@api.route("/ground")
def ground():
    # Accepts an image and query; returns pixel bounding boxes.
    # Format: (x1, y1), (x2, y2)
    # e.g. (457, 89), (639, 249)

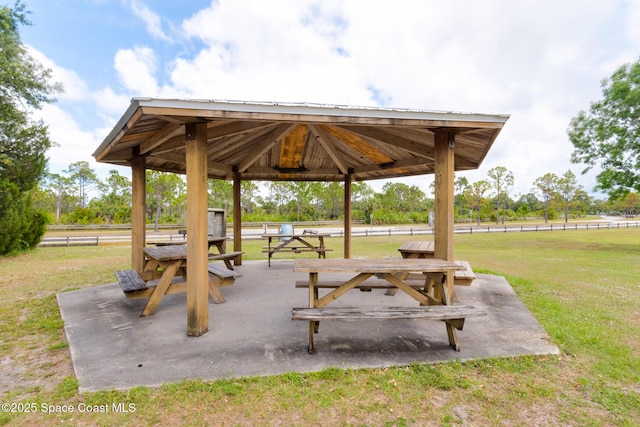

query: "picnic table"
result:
(291, 258), (485, 353)
(261, 232), (332, 266)
(395, 241), (476, 289)
(398, 240), (435, 258)
(153, 236), (241, 270)
(115, 245), (242, 316)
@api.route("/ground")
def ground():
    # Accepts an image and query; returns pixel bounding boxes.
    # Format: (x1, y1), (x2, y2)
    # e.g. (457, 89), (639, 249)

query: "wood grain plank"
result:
(292, 305), (486, 320)
(279, 124), (307, 168)
(293, 258), (465, 273)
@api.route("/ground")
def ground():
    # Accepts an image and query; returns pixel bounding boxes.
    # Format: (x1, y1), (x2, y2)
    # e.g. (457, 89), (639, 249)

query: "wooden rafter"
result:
(340, 125), (433, 158)
(95, 108), (144, 161)
(322, 125), (394, 164)
(207, 123), (281, 162)
(238, 123), (297, 173)
(206, 120), (275, 140)
(308, 124), (349, 174)
(351, 157), (434, 176)
(244, 166), (342, 176)
(140, 123), (183, 154)
(278, 124), (308, 168)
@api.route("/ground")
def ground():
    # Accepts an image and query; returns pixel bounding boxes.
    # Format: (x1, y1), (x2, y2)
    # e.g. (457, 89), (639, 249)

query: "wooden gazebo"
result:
(93, 98), (509, 336)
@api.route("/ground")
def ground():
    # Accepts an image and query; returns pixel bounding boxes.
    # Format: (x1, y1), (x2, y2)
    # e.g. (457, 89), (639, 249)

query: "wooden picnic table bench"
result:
(396, 241), (476, 286)
(292, 258), (485, 353)
(115, 245), (243, 316)
(292, 305), (486, 332)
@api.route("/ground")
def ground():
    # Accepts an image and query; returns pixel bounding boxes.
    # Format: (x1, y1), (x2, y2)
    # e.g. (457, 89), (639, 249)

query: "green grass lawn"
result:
(1, 228), (639, 426)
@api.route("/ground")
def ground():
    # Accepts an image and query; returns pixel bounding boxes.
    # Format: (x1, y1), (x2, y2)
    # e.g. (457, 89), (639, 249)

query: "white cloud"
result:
(17, 49), (128, 178)
(27, 46), (89, 102)
(625, 0), (640, 44)
(128, 0), (173, 42)
(172, 1), (372, 105)
(35, 104), (99, 171)
(114, 46), (159, 95)
(92, 86), (132, 117)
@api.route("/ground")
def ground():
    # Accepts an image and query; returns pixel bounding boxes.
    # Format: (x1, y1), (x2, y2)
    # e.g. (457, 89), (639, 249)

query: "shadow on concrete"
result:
(57, 260), (559, 392)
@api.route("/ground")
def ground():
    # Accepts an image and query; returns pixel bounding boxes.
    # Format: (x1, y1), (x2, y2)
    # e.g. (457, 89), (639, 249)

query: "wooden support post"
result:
(344, 173), (353, 259)
(233, 171), (242, 265)
(131, 156), (146, 273)
(434, 131), (455, 261)
(434, 131), (456, 301)
(186, 122), (209, 336)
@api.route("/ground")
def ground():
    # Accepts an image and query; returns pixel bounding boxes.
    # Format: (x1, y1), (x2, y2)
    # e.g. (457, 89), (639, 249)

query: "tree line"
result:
(34, 161), (640, 228)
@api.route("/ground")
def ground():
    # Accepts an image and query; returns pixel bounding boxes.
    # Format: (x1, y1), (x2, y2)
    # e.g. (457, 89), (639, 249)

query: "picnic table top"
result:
(398, 241), (435, 253)
(143, 245), (189, 261)
(262, 233), (331, 238)
(143, 245), (220, 261)
(153, 236), (227, 246)
(293, 258), (464, 273)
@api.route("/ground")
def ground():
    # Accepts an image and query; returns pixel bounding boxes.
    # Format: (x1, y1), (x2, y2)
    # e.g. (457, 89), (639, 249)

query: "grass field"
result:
(1, 228), (639, 426)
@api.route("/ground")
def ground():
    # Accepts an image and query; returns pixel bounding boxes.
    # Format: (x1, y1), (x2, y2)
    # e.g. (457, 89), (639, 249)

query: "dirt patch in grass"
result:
(0, 332), (74, 395)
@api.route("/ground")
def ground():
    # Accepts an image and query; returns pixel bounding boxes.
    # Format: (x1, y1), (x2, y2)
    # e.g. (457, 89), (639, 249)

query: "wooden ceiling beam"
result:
(453, 155), (478, 169)
(146, 114), (186, 124)
(339, 125), (433, 158)
(351, 157), (435, 175)
(244, 166), (341, 176)
(121, 130), (158, 143)
(206, 120), (275, 139)
(148, 151), (233, 174)
(205, 123), (279, 162)
(308, 124), (349, 174)
(237, 123), (297, 173)
(278, 124), (308, 168)
(147, 138), (186, 155)
(140, 123), (184, 154)
(94, 107), (144, 161)
(207, 161), (234, 174)
(322, 125), (394, 164)
(147, 151), (184, 165)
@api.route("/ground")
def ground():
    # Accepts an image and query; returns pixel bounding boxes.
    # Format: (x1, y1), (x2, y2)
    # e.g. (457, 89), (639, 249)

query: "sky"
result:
(13, 0), (640, 199)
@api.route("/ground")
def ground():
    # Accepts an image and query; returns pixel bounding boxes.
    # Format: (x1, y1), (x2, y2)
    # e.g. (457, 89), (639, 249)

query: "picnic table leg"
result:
(318, 236), (326, 259)
(212, 241), (235, 270)
(308, 321), (315, 353)
(423, 273), (441, 304)
(385, 251), (415, 296)
(308, 272), (318, 353)
(437, 273), (460, 351)
(140, 260), (182, 317)
(144, 259), (160, 272)
(207, 274), (226, 304)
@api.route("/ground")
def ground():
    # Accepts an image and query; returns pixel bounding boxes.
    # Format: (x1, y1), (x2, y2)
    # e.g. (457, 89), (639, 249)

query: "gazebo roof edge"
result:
(93, 97), (510, 158)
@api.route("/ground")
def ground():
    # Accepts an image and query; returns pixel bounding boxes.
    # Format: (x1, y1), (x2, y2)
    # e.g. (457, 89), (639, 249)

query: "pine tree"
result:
(0, 2), (61, 254)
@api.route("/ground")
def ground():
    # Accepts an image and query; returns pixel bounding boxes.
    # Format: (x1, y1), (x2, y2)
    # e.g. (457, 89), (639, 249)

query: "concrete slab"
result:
(57, 260), (559, 393)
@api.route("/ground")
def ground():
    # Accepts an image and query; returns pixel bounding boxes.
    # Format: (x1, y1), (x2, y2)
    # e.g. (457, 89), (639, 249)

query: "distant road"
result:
(38, 217), (639, 247)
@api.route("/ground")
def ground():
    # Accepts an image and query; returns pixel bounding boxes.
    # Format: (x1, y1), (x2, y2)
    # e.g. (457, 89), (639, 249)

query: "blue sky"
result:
(12, 0), (640, 197)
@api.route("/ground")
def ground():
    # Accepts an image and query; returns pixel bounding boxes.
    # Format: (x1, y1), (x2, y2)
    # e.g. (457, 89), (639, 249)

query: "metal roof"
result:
(94, 98), (509, 182)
